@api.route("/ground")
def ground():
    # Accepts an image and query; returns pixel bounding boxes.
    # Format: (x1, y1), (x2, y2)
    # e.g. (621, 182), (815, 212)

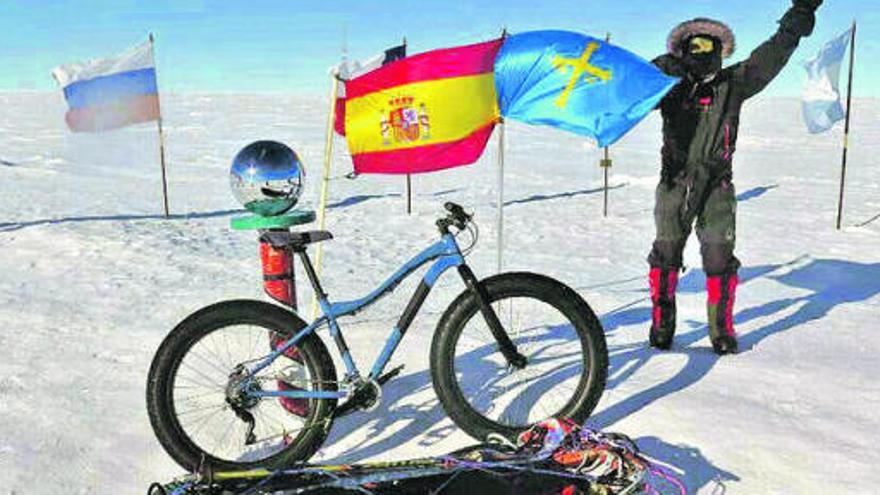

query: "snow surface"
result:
(0, 91), (878, 494)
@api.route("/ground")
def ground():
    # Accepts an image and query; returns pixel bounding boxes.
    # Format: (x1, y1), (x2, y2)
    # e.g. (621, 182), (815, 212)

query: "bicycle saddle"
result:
(261, 230), (333, 249)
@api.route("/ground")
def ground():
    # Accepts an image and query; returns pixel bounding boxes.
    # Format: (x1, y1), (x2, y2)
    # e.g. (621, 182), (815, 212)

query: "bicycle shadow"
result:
(320, 328), (581, 464)
(318, 366), (445, 464)
(0, 209), (242, 233)
(317, 257), (880, 491)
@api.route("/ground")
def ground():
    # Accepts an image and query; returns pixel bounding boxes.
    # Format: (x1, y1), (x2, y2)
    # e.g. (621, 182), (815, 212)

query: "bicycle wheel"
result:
(146, 300), (338, 471)
(431, 272), (607, 441)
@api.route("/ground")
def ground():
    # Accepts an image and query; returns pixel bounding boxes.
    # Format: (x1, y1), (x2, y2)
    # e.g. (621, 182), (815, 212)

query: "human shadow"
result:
(504, 183), (626, 207)
(597, 257), (880, 415)
(0, 208), (242, 233)
(735, 184), (778, 202)
(589, 257), (880, 492)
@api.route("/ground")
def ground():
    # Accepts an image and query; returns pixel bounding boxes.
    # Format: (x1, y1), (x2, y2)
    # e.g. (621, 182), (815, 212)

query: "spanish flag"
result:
(344, 39), (503, 174)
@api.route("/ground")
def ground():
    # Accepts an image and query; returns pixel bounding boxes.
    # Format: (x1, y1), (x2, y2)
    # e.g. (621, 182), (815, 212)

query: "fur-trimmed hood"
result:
(667, 18), (736, 59)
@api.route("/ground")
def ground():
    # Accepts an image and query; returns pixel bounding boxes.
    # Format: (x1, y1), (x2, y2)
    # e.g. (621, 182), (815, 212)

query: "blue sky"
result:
(2, 0), (877, 96)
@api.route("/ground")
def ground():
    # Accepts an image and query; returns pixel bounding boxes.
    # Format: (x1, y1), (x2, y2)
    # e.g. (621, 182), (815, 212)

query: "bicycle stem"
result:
(457, 264), (527, 369)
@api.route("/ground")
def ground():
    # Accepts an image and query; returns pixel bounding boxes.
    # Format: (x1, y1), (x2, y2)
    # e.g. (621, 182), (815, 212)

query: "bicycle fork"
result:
(457, 265), (528, 369)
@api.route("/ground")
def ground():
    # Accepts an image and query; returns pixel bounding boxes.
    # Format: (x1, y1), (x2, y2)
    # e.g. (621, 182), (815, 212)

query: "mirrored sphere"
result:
(230, 140), (305, 217)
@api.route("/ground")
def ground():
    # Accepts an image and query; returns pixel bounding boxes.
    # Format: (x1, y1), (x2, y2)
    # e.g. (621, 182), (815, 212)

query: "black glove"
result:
(780, 3), (818, 38)
(792, 0), (822, 11)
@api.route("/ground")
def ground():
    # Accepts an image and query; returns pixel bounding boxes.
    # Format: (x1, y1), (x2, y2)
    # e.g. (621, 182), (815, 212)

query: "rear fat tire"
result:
(146, 300), (338, 471)
(430, 272), (608, 442)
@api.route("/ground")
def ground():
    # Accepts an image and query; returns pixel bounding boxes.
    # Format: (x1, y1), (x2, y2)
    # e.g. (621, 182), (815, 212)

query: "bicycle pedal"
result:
(377, 364), (405, 385)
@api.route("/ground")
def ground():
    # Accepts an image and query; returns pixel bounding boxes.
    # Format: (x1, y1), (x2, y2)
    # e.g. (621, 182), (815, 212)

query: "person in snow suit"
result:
(647, 0), (823, 355)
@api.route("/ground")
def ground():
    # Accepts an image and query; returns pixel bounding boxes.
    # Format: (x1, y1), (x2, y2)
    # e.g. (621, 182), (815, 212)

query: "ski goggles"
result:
(688, 36), (716, 55)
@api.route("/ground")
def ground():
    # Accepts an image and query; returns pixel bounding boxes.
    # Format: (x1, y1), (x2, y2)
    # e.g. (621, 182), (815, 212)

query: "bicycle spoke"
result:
(453, 295), (588, 427)
(167, 321), (323, 464)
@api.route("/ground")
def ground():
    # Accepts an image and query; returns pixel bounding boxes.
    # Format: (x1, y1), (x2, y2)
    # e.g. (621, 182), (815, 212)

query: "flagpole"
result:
(496, 28), (508, 274)
(836, 21), (856, 230)
(496, 117), (505, 274)
(311, 72), (341, 319)
(403, 36), (413, 215)
(601, 32), (613, 218)
(149, 33), (170, 218)
(406, 174), (412, 214)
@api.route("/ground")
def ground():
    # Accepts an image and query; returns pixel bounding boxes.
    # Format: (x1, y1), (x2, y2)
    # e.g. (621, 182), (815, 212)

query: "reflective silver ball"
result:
(230, 140), (305, 217)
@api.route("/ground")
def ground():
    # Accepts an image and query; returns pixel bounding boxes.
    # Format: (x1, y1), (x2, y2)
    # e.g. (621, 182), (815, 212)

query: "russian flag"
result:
(52, 41), (160, 133)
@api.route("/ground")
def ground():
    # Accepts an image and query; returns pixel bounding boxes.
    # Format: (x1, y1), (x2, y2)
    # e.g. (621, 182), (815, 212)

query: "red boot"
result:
(649, 267), (679, 350)
(707, 273), (738, 355)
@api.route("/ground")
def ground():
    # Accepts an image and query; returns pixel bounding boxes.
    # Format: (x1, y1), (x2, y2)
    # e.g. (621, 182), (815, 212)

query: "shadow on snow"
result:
(0, 209), (242, 233)
(316, 256), (880, 493)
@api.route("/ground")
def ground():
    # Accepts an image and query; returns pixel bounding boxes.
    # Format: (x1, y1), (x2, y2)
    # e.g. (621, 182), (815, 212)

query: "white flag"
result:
(333, 44), (406, 136)
(801, 28), (852, 134)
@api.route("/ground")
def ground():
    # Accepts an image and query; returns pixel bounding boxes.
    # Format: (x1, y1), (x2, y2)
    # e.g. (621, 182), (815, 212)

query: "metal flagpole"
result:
(149, 33), (170, 218)
(406, 174), (412, 214)
(403, 37), (413, 215)
(601, 32), (613, 218)
(496, 28), (508, 274)
(836, 21), (857, 230)
(311, 72), (341, 319)
(496, 118), (505, 274)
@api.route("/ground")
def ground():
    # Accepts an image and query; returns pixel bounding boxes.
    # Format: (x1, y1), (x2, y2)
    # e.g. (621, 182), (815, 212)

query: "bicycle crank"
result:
(333, 376), (388, 418)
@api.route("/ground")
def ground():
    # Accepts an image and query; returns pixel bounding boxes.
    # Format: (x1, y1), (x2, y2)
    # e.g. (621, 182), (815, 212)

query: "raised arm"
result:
(732, 0), (823, 99)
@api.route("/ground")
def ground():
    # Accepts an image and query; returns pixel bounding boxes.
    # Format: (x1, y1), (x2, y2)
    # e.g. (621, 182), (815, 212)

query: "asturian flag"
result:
(334, 44), (407, 136)
(52, 41), (160, 133)
(801, 28), (853, 134)
(494, 30), (678, 147)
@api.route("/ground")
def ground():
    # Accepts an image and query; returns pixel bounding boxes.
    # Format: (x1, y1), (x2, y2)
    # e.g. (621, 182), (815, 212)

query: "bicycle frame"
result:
(246, 233), (465, 400)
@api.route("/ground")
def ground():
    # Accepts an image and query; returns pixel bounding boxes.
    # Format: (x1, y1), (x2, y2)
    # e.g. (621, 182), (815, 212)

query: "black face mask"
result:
(681, 35), (722, 79)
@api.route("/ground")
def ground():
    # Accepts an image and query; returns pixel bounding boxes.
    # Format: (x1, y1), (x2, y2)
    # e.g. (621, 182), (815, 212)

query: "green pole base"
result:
(230, 209), (316, 231)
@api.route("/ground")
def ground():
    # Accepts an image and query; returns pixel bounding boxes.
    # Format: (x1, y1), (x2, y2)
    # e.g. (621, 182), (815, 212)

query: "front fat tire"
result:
(430, 272), (608, 442)
(146, 300), (338, 472)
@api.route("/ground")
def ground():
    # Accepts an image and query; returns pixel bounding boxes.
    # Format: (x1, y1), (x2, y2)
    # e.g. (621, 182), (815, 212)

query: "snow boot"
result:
(649, 267), (679, 350)
(707, 273), (738, 355)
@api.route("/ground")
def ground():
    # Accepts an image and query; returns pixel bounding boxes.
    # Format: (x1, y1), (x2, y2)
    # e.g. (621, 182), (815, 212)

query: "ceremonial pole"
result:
(600, 32), (613, 218)
(836, 21), (857, 230)
(406, 174), (412, 214)
(496, 28), (508, 274)
(149, 33), (170, 218)
(404, 36), (413, 215)
(311, 70), (341, 318)
(496, 118), (505, 273)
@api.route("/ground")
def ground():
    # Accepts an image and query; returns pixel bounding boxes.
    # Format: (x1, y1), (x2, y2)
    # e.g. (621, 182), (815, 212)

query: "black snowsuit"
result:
(649, 4), (818, 274)
(647, 3), (818, 347)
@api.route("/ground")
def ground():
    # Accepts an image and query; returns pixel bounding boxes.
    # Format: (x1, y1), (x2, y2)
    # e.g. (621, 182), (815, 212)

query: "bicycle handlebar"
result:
(436, 202), (473, 234)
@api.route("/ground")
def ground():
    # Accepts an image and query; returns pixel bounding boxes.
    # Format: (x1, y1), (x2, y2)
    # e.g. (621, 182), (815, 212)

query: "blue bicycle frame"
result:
(245, 233), (465, 401)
